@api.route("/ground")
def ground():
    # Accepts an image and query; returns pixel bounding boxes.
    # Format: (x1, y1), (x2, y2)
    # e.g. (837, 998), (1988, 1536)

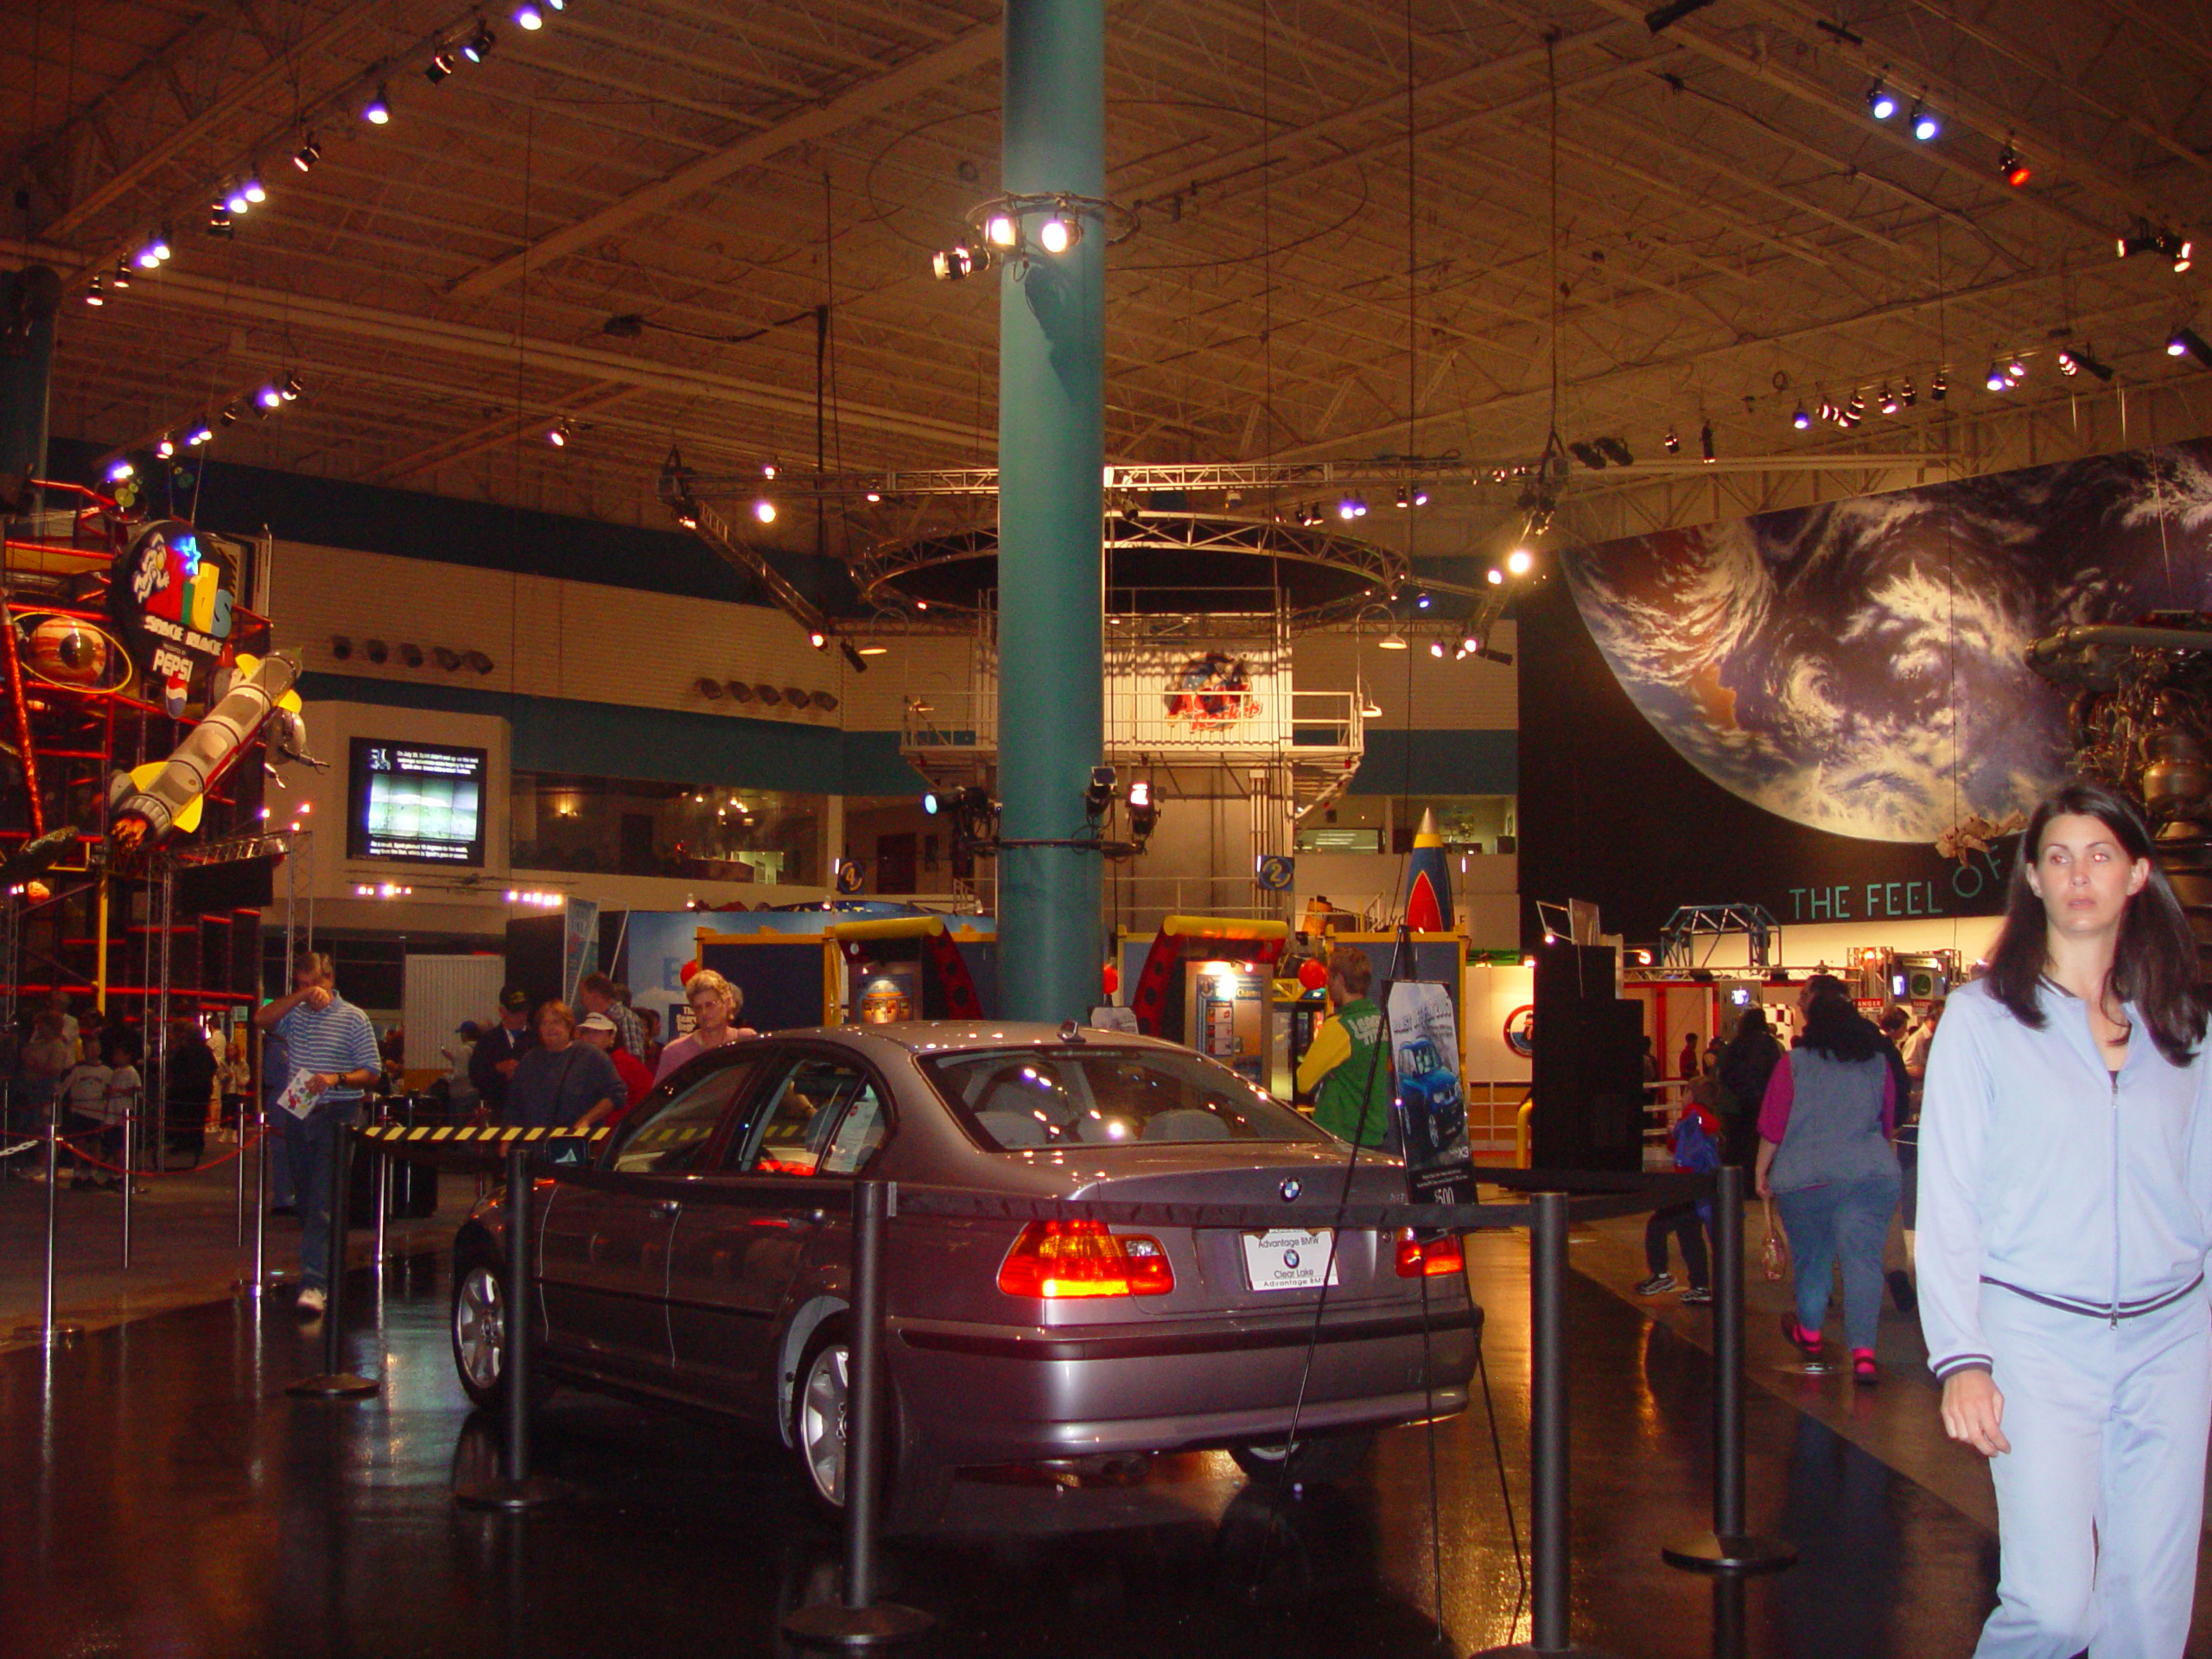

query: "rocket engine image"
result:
(106, 652), (303, 853)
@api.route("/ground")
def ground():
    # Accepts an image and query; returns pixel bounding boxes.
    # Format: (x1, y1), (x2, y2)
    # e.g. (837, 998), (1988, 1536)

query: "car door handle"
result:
(652, 1199), (682, 1220)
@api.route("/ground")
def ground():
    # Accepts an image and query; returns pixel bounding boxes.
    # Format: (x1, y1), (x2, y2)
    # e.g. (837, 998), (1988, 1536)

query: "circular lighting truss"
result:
(854, 512), (1407, 629)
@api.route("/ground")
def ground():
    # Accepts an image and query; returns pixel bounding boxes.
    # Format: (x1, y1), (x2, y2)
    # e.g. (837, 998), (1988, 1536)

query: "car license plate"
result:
(1243, 1228), (1339, 1292)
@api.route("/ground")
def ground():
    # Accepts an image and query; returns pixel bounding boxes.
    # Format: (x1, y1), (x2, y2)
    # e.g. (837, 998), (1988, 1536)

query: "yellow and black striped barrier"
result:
(355, 1122), (610, 1172)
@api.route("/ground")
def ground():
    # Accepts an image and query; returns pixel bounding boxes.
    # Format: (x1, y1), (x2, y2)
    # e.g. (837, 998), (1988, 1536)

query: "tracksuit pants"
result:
(1974, 1285), (2211, 1659)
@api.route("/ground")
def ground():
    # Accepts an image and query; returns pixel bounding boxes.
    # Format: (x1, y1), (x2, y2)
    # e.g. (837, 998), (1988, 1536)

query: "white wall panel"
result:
(1291, 624), (1516, 731)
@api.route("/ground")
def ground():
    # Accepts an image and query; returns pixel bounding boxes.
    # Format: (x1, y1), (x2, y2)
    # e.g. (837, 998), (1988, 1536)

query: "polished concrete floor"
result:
(0, 1215), (2097, 1659)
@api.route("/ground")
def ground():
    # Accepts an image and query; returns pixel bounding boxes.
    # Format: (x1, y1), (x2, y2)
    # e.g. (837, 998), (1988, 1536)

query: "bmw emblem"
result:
(1283, 1249), (1301, 1269)
(1279, 1178), (1302, 1202)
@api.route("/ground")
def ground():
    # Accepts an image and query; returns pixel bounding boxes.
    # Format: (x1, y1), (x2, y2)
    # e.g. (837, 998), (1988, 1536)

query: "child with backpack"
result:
(1635, 1080), (1724, 1305)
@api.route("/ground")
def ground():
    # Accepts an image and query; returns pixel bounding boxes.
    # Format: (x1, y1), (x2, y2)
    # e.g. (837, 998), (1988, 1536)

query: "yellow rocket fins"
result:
(172, 794), (206, 834)
(127, 762), (167, 791)
(276, 690), (302, 712)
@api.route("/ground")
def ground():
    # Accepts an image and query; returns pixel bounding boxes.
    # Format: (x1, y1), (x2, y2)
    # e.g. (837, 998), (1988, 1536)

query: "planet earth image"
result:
(1561, 436), (2212, 843)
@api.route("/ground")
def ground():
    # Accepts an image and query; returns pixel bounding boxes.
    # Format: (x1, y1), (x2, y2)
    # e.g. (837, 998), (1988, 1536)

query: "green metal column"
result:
(996, 0), (1104, 1023)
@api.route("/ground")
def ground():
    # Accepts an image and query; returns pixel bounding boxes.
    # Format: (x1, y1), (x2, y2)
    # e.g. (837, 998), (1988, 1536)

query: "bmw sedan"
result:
(449, 1021), (1478, 1523)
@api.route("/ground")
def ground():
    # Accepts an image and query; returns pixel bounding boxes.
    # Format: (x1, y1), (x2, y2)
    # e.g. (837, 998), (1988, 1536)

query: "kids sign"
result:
(110, 519), (238, 713)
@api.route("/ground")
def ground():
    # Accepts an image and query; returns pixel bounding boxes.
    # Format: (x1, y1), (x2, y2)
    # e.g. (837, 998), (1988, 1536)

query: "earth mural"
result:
(1562, 438), (2212, 844)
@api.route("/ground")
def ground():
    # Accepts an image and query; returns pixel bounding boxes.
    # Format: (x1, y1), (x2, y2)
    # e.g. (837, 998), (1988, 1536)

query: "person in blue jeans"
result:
(253, 950), (380, 1317)
(1756, 974), (1901, 1384)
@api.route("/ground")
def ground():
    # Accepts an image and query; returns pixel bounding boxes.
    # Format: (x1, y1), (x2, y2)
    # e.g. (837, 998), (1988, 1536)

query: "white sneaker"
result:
(296, 1286), (327, 1315)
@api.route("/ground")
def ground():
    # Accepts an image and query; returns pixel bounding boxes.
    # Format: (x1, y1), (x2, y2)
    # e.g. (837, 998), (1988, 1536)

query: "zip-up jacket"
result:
(1916, 976), (2212, 1382)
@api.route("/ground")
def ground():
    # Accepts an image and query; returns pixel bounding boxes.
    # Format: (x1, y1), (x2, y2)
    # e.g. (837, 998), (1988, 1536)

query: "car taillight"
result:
(1395, 1227), (1465, 1278)
(997, 1219), (1174, 1298)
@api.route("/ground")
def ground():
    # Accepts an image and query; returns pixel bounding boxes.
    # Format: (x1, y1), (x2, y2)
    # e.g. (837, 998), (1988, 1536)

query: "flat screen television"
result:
(347, 738), (487, 866)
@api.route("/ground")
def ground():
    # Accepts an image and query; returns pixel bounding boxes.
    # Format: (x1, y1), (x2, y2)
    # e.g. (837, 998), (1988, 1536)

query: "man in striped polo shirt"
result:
(254, 950), (381, 1317)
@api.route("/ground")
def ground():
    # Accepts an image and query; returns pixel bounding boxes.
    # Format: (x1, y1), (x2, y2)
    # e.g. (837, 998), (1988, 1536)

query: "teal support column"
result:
(995, 0), (1103, 1023)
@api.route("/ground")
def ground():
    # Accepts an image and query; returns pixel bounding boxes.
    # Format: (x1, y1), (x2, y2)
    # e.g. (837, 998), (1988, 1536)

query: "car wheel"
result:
(450, 1243), (550, 1414)
(1228, 1428), (1376, 1487)
(791, 1319), (948, 1530)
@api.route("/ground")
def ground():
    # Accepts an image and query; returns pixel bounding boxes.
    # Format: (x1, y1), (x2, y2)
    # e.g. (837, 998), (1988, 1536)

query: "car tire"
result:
(450, 1242), (550, 1414)
(791, 1318), (949, 1531)
(1228, 1428), (1376, 1487)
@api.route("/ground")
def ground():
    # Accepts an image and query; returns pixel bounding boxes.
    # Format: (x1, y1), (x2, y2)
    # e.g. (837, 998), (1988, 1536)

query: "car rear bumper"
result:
(893, 1304), (1478, 1460)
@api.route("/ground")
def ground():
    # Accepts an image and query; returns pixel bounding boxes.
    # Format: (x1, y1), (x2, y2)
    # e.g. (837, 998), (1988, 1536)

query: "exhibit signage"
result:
(1388, 981), (1476, 1203)
(107, 518), (240, 712)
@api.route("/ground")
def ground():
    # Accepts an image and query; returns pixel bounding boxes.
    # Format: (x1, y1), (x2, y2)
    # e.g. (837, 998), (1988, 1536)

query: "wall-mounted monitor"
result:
(347, 738), (487, 866)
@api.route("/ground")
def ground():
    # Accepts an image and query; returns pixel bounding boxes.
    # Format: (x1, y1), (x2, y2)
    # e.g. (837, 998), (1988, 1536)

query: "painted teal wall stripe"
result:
(1347, 729), (1518, 796)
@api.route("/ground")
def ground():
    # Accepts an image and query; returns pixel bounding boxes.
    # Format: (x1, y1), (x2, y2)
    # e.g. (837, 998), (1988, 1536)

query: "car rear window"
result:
(921, 1047), (1328, 1150)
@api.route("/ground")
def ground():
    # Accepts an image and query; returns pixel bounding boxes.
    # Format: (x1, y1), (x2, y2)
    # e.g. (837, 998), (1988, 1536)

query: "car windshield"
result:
(922, 1046), (1328, 1150)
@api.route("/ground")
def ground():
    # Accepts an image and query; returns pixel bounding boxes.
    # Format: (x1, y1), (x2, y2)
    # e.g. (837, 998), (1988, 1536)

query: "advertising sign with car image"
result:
(1388, 982), (1475, 1202)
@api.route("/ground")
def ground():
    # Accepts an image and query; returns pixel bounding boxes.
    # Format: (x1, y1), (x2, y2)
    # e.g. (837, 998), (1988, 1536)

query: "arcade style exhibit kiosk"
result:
(691, 912), (995, 1033)
(1122, 915), (1291, 1088)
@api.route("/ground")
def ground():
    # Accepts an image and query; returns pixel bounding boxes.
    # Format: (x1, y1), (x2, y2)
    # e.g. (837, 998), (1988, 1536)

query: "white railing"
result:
(902, 689), (1362, 759)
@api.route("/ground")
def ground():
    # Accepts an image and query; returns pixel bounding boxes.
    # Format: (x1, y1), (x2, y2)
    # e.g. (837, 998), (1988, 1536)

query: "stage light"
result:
(2007, 356), (2027, 381)
(1486, 569), (1503, 585)
(156, 435), (175, 458)
(136, 244), (162, 269)
(85, 277), (105, 306)
(1084, 766), (1117, 819)
(1395, 486), (1409, 508)
(1377, 629), (1408, 650)
(1127, 779), (1158, 843)
(1879, 385), (1900, 415)
(1643, 0), (1717, 33)
(242, 173), (266, 204)
(1902, 376), (1917, 407)
(983, 213), (1018, 248)
(548, 419), (572, 446)
(1568, 440), (1606, 469)
(1699, 422), (1716, 462)
(207, 202), (233, 235)
(2057, 346), (2113, 382)
(1038, 211), (1081, 254)
(2167, 327), (2212, 364)
(752, 497), (777, 524)
(1931, 369), (1948, 401)
(1663, 427), (1680, 454)
(152, 234), (171, 261)
(1910, 101), (1939, 142)
(1428, 639), (1446, 658)
(516, 3), (543, 29)
(1506, 547), (1535, 575)
(1596, 436), (1634, 466)
(931, 244), (996, 281)
(1986, 362), (2007, 391)
(1411, 483), (1429, 505)
(857, 642), (887, 656)
(257, 385), (283, 410)
(1415, 590), (1431, 607)
(186, 424), (213, 446)
(1998, 143), (2031, 188)
(106, 460), (134, 483)
(807, 630), (828, 650)
(226, 183), (252, 214)
(364, 85), (391, 124)
(219, 404), (238, 425)
(425, 50), (456, 82)
(1791, 403), (1810, 429)
(1867, 79), (1897, 120)
(111, 262), (130, 289)
(292, 135), (320, 170)
(462, 22), (497, 60)
(280, 370), (303, 400)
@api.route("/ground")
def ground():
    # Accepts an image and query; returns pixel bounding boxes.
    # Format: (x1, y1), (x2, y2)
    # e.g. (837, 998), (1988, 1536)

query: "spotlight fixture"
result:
(136, 243), (162, 270)
(207, 202), (233, 236)
(225, 182), (252, 216)
(1414, 590), (1432, 608)
(2167, 327), (2212, 365)
(292, 134), (321, 170)
(1567, 440), (1607, 469)
(1505, 547), (1535, 576)
(111, 261), (131, 289)
(106, 459), (134, 483)
(1395, 486), (1408, 508)
(364, 85), (391, 124)
(1700, 422), (1715, 463)
(1909, 100), (1940, 142)
(1377, 628), (1408, 650)
(1997, 143), (2031, 188)
(1901, 376), (1917, 407)
(256, 385), (283, 410)
(2056, 346), (2114, 382)
(807, 629), (828, 650)
(156, 435), (175, 459)
(983, 213), (1018, 249)
(548, 418), (573, 447)
(1879, 385), (1900, 415)
(1866, 79), (1897, 121)
(2157, 231), (2195, 274)
(1410, 483), (1429, 506)
(1791, 403), (1810, 429)
(242, 172), (266, 205)
(1337, 495), (1366, 518)
(1986, 362), (2007, 391)
(1816, 394), (1837, 423)
(280, 370), (303, 400)
(1846, 390), (1865, 420)
(1427, 639), (1446, 658)
(1485, 568), (1503, 586)
(152, 234), (172, 261)
(425, 50), (456, 82)
(1595, 436), (1635, 467)
(85, 276), (105, 306)
(1126, 779), (1158, 845)
(185, 424), (213, 446)
(1038, 210), (1082, 253)
(461, 21), (497, 61)
(1084, 766), (1118, 820)
(752, 497), (777, 524)
(219, 403), (238, 426)
(1931, 369), (1948, 401)
(433, 647), (463, 671)
(515, 2), (543, 29)
(2006, 356), (2027, 381)
(1643, 0), (1718, 33)
(930, 244), (996, 282)
(1662, 427), (1680, 454)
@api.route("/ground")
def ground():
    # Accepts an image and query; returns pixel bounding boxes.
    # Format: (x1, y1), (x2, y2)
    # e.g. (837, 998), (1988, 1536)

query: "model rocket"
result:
(106, 652), (302, 852)
(1402, 807), (1454, 932)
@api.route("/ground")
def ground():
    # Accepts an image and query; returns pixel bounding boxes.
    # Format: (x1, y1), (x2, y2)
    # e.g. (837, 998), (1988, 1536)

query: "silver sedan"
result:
(449, 1021), (1478, 1522)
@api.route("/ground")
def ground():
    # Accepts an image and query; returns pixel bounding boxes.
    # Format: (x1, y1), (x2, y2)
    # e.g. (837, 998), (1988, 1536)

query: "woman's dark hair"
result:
(1796, 983), (1887, 1063)
(1985, 779), (2206, 1065)
(1733, 1007), (1768, 1037)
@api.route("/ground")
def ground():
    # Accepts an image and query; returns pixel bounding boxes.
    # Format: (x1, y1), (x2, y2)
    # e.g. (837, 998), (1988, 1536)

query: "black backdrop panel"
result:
(175, 855), (276, 915)
(1530, 942), (1646, 1173)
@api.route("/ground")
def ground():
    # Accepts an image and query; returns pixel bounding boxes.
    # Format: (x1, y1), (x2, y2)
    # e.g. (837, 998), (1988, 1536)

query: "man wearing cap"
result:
(575, 1012), (654, 1128)
(468, 987), (537, 1118)
(577, 972), (645, 1064)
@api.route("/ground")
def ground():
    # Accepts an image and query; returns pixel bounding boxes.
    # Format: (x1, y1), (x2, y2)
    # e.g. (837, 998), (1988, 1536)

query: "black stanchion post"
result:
(780, 1179), (934, 1648)
(457, 1139), (571, 1510)
(1663, 1165), (1796, 1575)
(1473, 1190), (1616, 1659)
(11, 1097), (84, 1344)
(287, 1122), (378, 1399)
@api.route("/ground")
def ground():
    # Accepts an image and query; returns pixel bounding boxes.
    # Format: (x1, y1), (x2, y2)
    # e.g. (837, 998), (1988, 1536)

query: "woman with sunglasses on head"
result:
(1919, 779), (2212, 1659)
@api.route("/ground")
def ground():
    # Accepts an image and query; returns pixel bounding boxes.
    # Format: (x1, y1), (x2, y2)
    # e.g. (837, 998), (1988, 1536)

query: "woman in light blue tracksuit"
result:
(1919, 781), (2212, 1659)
